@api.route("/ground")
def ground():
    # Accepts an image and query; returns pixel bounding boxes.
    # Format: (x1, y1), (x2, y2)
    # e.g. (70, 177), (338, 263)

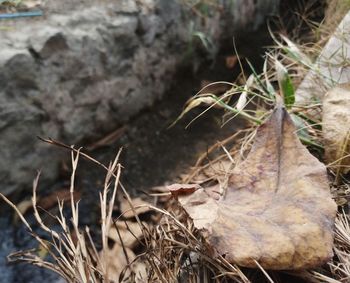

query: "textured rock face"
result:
(295, 11), (350, 104)
(0, 0), (279, 194)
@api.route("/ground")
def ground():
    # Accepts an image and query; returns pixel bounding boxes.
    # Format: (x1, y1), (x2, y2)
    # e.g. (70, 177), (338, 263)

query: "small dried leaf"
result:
(102, 228), (147, 282)
(225, 55), (238, 69)
(38, 189), (81, 210)
(101, 244), (135, 281)
(120, 197), (151, 219)
(149, 186), (173, 203)
(172, 183), (221, 201)
(176, 105), (337, 270)
(108, 221), (144, 248)
(14, 189), (79, 221)
(14, 199), (33, 222)
(167, 183), (201, 198)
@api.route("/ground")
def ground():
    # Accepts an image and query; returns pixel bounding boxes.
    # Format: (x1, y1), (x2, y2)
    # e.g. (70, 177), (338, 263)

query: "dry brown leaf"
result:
(103, 221), (148, 282)
(167, 183), (201, 198)
(323, 84), (350, 175)
(132, 261), (148, 283)
(38, 189), (81, 210)
(13, 199), (34, 223)
(120, 197), (151, 218)
(225, 55), (238, 69)
(148, 186), (172, 203)
(101, 244), (135, 282)
(108, 221), (144, 248)
(14, 189), (80, 222)
(174, 105), (337, 270)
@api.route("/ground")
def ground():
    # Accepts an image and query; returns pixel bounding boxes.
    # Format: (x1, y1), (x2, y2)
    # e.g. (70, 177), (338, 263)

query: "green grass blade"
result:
(275, 59), (295, 108)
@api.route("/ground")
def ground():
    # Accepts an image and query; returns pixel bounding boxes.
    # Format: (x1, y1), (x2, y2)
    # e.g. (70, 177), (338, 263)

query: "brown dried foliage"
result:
(173, 105), (337, 270)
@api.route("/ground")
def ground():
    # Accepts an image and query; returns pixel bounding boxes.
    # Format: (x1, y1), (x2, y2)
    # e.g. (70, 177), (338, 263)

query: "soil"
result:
(80, 58), (243, 195)
(76, 28), (274, 196)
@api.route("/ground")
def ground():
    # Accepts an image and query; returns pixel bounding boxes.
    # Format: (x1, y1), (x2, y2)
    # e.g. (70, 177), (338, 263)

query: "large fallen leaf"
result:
(175, 105), (337, 270)
(323, 84), (350, 175)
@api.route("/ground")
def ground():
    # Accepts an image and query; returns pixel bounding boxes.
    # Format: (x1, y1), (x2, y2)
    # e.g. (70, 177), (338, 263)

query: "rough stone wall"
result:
(0, 0), (279, 195)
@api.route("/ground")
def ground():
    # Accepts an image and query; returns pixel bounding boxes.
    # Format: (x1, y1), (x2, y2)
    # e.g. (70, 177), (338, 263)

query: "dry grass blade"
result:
(0, 146), (146, 283)
(134, 203), (255, 283)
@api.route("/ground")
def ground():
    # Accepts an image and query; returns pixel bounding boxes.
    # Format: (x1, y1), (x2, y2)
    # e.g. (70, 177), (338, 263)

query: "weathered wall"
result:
(0, 0), (279, 195)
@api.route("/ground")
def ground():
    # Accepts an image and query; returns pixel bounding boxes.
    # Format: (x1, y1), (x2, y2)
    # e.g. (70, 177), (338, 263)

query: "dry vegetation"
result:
(1, 1), (350, 283)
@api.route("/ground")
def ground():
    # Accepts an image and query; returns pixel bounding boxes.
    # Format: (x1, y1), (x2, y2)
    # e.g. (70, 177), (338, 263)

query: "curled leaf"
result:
(167, 183), (202, 198)
(120, 197), (151, 219)
(108, 221), (145, 248)
(175, 105), (336, 270)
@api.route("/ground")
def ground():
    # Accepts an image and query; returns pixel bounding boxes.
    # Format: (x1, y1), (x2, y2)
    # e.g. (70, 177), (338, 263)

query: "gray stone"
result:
(0, 0), (279, 194)
(296, 11), (350, 105)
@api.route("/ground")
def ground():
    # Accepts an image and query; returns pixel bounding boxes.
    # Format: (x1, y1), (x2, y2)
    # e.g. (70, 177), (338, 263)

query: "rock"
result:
(295, 11), (350, 105)
(323, 84), (350, 175)
(0, 0), (279, 195)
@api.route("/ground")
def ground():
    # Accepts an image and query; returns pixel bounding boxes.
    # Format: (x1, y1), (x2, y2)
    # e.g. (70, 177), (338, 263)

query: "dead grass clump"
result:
(142, 201), (252, 283)
(0, 148), (149, 283)
(0, 142), (255, 283)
